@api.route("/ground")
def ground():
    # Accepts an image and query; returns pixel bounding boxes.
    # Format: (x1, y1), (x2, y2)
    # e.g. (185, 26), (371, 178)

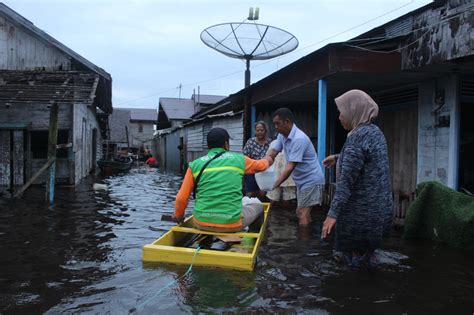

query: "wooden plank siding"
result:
(187, 125), (203, 152)
(211, 114), (243, 153)
(0, 16), (71, 71)
(12, 130), (24, 186)
(378, 104), (418, 224)
(0, 130), (10, 191)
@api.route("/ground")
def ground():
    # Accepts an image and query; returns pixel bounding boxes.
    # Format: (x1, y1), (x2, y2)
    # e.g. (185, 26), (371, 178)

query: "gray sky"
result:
(4, 0), (432, 109)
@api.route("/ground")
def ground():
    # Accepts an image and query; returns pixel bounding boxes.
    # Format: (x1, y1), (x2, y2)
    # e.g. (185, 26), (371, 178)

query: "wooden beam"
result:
(56, 143), (72, 149)
(13, 157), (55, 198)
(45, 102), (59, 204)
(171, 226), (259, 238)
(125, 126), (130, 151)
(89, 76), (100, 102)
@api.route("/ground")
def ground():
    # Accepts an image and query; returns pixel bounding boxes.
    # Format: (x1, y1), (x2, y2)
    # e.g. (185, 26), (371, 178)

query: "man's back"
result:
(189, 148), (246, 225)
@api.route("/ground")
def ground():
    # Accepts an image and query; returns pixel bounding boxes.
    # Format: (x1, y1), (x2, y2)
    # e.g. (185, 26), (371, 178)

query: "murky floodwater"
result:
(1, 168), (473, 314)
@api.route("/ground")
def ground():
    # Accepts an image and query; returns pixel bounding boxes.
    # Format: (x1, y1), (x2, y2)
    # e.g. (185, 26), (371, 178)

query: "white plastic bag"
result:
(254, 164), (276, 191)
(242, 196), (262, 205)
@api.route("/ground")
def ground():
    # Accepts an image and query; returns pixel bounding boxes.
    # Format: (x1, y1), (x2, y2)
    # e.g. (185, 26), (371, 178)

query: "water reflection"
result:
(0, 180), (117, 314)
(0, 168), (473, 314)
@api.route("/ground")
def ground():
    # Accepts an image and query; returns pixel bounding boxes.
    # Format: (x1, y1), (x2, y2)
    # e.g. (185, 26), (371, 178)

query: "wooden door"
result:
(378, 104), (418, 224)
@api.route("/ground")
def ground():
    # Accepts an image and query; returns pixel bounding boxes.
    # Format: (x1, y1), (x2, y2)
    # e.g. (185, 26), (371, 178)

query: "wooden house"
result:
(157, 94), (226, 130)
(107, 108), (157, 155)
(154, 110), (243, 174)
(154, 94), (238, 173)
(0, 3), (112, 194)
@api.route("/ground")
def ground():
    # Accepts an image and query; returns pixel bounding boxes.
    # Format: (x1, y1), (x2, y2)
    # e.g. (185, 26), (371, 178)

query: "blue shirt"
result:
(273, 124), (325, 190)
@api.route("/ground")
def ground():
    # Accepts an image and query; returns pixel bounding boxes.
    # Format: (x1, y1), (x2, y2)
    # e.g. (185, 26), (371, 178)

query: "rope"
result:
(129, 246), (201, 313)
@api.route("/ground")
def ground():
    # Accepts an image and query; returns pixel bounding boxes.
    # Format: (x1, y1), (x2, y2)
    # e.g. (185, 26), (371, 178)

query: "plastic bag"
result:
(242, 196), (262, 205)
(254, 164), (276, 191)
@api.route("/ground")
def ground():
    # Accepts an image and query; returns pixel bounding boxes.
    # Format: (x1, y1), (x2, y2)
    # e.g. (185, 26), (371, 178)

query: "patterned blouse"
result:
(243, 137), (270, 160)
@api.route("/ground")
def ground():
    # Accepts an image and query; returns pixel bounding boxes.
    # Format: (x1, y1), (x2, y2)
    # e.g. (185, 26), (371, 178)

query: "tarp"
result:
(404, 181), (474, 251)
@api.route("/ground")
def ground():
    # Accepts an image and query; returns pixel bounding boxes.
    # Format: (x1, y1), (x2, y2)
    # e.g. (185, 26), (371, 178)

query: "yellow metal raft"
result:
(142, 203), (270, 271)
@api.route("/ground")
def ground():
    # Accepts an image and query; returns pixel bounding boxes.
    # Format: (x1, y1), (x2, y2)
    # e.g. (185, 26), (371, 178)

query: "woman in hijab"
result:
(321, 89), (393, 268)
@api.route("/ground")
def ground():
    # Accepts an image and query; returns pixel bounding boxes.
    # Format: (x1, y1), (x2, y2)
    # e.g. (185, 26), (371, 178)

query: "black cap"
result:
(207, 127), (230, 148)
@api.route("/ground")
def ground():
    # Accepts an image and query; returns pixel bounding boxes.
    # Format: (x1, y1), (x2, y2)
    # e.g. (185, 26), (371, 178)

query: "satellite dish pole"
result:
(245, 58), (250, 87)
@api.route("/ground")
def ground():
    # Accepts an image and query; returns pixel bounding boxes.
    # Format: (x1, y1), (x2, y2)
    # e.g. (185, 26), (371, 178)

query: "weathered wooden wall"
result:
(164, 130), (181, 173)
(129, 121), (154, 149)
(0, 103), (73, 185)
(0, 130), (10, 192)
(257, 105), (318, 145)
(0, 16), (70, 70)
(0, 103), (72, 129)
(154, 114), (244, 173)
(378, 102), (418, 223)
(186, 114), (243, 163)
(12, 130), (24, 186)
(211, 114), (244, 153)
(73, 103), (102, 184)
(402, 1), (474, 69)
(153, 136), (167, 169)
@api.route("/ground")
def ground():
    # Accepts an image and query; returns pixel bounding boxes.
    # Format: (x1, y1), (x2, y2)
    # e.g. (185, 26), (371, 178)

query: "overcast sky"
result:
(4, 0), (432, 109)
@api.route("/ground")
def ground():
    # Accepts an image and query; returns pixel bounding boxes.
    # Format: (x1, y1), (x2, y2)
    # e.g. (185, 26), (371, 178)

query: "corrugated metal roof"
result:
(128, 108), (157, 121)
(191, 94), (227, 105)
(159, 98), (195, 120)
(108, 109), (131, 143)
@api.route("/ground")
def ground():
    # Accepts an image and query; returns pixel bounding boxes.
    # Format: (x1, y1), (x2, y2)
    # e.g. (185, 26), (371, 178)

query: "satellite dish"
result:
(201, 16), (298, 87)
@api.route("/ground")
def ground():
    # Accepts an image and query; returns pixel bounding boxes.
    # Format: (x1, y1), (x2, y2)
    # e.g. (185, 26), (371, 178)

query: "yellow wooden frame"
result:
(142, 203), (270, 271)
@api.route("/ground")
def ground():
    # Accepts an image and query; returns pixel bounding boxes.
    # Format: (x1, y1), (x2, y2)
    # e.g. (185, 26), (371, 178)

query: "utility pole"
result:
(178, 83), (182, 99)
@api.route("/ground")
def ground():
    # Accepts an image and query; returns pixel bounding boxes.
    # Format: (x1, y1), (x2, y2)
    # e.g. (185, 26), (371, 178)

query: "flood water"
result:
(1, 168), (474, 314)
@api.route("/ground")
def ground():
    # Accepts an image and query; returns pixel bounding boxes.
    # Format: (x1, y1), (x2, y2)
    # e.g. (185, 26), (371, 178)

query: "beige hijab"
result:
(334, 89), (379, 136)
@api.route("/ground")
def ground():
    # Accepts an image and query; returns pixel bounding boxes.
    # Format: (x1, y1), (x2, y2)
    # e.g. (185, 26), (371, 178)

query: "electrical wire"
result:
(88, 1), (431, 106)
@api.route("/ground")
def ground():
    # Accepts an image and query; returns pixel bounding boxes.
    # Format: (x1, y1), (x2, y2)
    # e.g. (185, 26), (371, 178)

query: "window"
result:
(30, 130), (69, 159)
(138, 124), (143, 133)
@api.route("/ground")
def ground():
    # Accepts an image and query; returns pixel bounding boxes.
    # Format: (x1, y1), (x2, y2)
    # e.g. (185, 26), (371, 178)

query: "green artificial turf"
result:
(404, 181), (474, 251)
